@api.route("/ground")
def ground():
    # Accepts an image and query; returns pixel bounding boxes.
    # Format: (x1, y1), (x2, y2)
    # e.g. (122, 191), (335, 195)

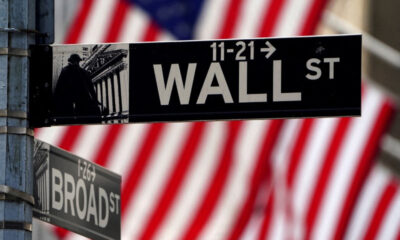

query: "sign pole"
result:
(0, 0), (35, 239)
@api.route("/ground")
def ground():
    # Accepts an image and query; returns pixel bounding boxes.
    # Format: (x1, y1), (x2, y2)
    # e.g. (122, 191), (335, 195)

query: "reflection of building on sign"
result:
(82, 44), (129, 123)
(52, 44), (129, 124)
(33, 141), (51, 222)
(54, 53), (102, 122)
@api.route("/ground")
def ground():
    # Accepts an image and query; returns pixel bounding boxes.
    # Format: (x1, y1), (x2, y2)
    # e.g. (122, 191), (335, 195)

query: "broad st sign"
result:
(29, 35), (361, 127)
(33, 140), (121, 240)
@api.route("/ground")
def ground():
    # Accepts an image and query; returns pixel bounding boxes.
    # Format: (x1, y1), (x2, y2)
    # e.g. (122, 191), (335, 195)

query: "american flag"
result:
(34, 0), (400, 239)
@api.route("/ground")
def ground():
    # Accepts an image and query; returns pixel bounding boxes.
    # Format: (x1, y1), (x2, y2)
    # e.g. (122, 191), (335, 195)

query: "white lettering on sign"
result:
(153, 60), (307, 105)
(51, 167), (120, 228)
(154, 62), (235, 105)
(77, 159), (96, 181)
(324, 58), (340, 79)
(99, 187), (109, 228)
(153, 63), (196, 105)
(239, 61), (267, 103)
(87, 183), (98, 226)
(197, 62), (233, 104)
(76, 178), (87, 220)
(306, 57), (341, 80)
(273, 60), (302, 102)
(306, 58), (322, 80)
(210, 41), (257, 61)
(52, 168), (63, 211)
(64, 172), (76, 216)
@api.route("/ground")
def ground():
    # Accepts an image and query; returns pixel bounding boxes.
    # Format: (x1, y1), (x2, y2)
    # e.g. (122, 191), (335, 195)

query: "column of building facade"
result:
(97, 69), (123, 118)
(34, 157), (49, 214)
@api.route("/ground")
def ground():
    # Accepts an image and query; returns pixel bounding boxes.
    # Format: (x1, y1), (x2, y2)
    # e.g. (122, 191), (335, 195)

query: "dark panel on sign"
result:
(29, 35), (361, 127)
(30, 45), (53, 127)
(33, 140), (121, 240)
(130, 35), (361, 122)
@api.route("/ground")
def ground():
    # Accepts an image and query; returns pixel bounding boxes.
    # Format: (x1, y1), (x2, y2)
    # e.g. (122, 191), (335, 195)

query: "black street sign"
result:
(33, 140), (121, 240)
(30, 34), (361, 127)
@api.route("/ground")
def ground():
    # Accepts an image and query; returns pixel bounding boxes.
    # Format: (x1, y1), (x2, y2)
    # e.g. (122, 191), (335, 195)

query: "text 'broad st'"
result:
(33, 140), (121, 240)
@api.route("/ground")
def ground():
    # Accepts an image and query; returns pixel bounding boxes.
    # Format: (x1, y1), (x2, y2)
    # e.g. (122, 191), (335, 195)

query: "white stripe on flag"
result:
(106, 124), (148, 178)
(122, 123), (190, 239)
(312, 87), (385, 239)
(273, 119), (302, 171)
(242, 215), (264, 240)
(200, 121), (271, 239)
(377, 186), (400, 240)
(65, 233), (87, 240)
(119, 6), (151, 42)
(155, 122), (225, 240)
(268, 186), (287, 240)
(233, 0), (272, 38)
(35, 126), (69, 146)
(274, 0), (313, 36)
(72, 125), (109, 161)
(193, 0), (230, 39)
(345, 165), (392, 240)
(79, 0), (118, 43)
(291, 118), (338, 239)
(157, 31), (175, 42)
(54, 0), (81, 43)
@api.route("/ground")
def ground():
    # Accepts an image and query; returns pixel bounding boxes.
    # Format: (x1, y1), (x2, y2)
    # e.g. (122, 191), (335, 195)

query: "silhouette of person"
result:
(53, 53), (102, 122)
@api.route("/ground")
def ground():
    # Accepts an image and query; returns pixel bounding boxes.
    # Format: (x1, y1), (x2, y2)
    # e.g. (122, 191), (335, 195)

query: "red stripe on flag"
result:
(34, 128), (41, 137)
(181, 121), (243, 240)
(363, 180), (398, 240)
(218, 0), (245, 39)
(287, 119), (315, 188)
(57, 125), (84, 151)
(64, 0), (94, 43)
(397, 227), (400, 240)
(258, 0), (286, 37)
(143, 21), (160, 42)
(121, 123), (165, 215)
(333, 100), (395, 240)
(55, 227), (69, 239)
(304, 117), (352, 239)
(300, 0), (330, 35)
(258, 187), (276, 240)
(93, 125), (124, 167)
(139, 122), (207, 239)
(104, 0), (130, 42)
(227, 120), (284, 240)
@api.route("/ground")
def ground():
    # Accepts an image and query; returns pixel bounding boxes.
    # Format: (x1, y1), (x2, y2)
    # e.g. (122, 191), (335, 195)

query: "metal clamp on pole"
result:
(0, 28), (40, 57)
(0, 27), (45, 35)
(0, 126), (34, 137)
(0, 185), (35, 206)
(0, 110), (33, 135)
(0, 47), (30, 57)
(0, 221), (32, 232)
(0, 109), (28, 119)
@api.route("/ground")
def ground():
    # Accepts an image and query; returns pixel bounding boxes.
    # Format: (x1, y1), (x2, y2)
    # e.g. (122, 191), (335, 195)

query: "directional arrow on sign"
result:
(92, 166), (96, 181)
(260, 41), (276, 59)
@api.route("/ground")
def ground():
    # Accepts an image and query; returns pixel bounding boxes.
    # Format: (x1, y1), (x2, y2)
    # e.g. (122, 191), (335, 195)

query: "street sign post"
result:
(30, 34), (361, 127)
(33, 140), (121, 240)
